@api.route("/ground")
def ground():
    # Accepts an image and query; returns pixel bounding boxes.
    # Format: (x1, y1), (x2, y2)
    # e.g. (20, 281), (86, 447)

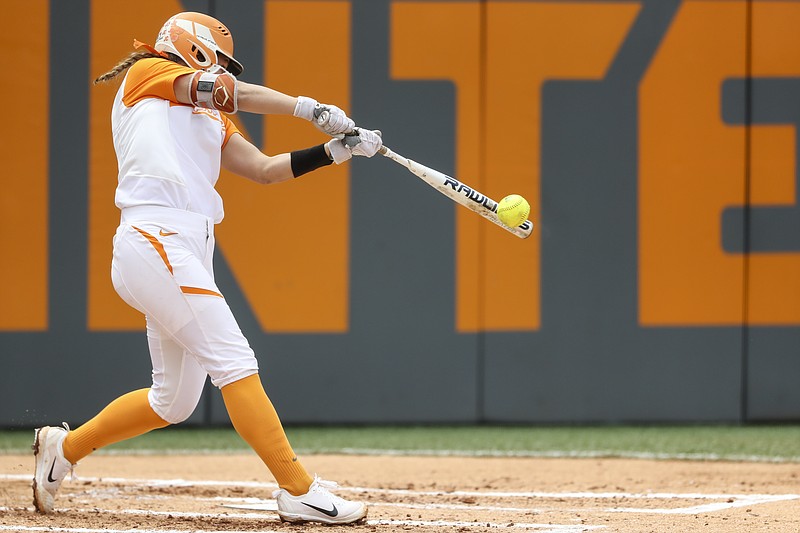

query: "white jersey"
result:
(107, 61), (256, 422)
(111, 58), (240, 224)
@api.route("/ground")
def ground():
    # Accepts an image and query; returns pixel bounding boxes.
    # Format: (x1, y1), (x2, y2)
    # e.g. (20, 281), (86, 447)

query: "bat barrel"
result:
(377, 145), (533, 239)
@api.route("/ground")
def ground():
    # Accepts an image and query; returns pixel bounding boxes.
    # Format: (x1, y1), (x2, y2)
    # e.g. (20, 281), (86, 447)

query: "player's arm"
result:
(170, 75), (294, 112)
(236, 81), (297, 115)
(236, 82), (355, 136)
(222, 129), (383, 184)
(221, 133), (298, 185)
(173, 74), (354, 134)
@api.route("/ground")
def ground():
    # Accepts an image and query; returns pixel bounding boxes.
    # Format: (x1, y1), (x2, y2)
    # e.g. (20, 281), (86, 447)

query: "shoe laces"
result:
(271, 475), (342, 500)
(312, 475), (339, 491)
(311, 475), (350, 505)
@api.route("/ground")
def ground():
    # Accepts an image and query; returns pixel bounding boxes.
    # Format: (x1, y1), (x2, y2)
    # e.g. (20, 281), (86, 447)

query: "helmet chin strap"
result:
(133, 39), (169, 59)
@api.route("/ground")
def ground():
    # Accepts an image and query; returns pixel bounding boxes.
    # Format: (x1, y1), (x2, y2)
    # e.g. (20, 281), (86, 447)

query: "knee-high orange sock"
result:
(221, 374), (312, 496)
(62, 389), (169, 464)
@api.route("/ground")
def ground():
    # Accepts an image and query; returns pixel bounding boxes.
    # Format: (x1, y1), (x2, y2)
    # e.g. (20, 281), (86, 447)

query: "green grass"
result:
(3, 425), (799, 462)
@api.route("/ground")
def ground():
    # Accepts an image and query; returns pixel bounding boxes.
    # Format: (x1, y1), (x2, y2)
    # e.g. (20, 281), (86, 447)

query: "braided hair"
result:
(94, 51), (184, 85)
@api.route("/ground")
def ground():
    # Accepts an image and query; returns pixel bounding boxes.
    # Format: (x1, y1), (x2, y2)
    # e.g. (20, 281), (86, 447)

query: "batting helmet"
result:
(154, 12), (244, 76)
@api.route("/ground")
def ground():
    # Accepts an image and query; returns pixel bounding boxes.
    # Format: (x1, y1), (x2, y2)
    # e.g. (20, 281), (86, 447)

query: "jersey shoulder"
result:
(220, 114), (241, 148)
(123, 57), (196, 107)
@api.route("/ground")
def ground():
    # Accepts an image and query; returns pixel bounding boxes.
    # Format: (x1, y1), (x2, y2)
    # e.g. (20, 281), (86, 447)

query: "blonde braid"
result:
(93, 50), (164, 85)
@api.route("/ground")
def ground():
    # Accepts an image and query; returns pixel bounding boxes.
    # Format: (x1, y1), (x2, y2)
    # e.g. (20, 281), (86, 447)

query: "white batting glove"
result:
(293, 96), (355, 135)
(326, 137), (352, 164)
(349, 129), (382, 157)
(314, 104), (354, 135)
(325, 129), (383, 164)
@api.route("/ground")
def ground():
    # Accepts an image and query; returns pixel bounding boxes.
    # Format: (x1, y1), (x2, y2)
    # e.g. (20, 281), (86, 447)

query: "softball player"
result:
(32, 12), (380, 525)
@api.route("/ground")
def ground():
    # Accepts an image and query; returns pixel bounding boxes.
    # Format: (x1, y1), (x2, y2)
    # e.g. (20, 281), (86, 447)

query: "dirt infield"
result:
(1, 453), (798, 532)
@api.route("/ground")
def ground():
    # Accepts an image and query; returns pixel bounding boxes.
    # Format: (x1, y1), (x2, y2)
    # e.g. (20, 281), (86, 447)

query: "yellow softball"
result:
(496, 194), (530, 228)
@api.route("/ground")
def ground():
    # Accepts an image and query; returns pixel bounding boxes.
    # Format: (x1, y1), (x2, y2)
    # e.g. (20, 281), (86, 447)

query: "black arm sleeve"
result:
(290, 144), (333, 178)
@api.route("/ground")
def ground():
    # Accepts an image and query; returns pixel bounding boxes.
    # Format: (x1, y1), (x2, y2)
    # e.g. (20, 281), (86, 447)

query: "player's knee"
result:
(148, 389), (202, 425)
(159, 405), (196, 425)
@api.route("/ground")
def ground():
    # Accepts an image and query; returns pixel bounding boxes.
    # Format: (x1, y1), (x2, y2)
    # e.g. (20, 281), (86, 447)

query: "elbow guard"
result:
(188, 71), (238, 114)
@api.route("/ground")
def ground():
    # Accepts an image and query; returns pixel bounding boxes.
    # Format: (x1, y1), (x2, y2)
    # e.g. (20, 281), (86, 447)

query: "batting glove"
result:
(326, 129), (383, 164)
(349, 129), (382, 157)
(294, 96), (355, 136)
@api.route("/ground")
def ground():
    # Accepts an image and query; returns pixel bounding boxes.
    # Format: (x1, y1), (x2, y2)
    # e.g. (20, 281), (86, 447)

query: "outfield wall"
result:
(2, 0), (799, 426)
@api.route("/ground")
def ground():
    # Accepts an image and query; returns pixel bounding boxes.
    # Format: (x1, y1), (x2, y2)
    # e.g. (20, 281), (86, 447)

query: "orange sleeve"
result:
(221, 115), (241, 149)
(122, 57), (197, 107)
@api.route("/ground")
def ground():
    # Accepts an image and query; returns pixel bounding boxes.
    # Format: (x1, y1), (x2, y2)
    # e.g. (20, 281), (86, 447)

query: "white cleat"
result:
(32, 424), (74, 513)
(273, 475), (367, 525)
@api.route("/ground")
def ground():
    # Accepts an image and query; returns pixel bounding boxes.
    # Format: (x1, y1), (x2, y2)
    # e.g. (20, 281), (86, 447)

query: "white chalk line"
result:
(333, 448), (800, 464)
(607, 493), (800, 515)
(0, 506), (272, 520)
(8, 446), (794, 463)
(217, 498), (542, 514)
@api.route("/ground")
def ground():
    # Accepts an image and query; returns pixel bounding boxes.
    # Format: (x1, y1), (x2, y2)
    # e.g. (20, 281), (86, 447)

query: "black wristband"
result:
(290, 144), (333, 178)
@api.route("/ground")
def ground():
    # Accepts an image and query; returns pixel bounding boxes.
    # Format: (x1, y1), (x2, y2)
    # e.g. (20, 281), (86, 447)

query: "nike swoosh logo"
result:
(302, 501), (339, 517)
(47, 459), (58, 483)
(159, 230), (178, 237)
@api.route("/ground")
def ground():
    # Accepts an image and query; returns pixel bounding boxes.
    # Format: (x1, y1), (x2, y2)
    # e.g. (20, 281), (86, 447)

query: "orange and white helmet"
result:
(154, 12), (243, 76)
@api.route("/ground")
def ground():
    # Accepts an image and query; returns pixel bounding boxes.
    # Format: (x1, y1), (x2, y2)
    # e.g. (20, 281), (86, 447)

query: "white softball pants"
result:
(111, 206), (259, 424)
